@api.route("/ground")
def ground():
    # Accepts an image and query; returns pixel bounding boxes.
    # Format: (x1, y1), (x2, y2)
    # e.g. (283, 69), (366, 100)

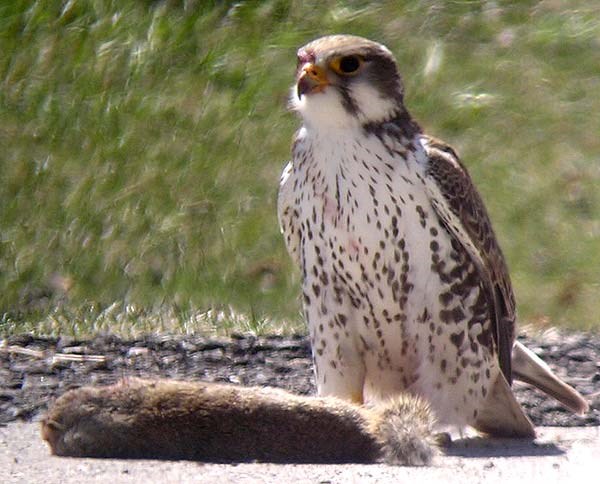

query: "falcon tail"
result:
(511, 341), (589, 415)
(473, 372), (536, 438)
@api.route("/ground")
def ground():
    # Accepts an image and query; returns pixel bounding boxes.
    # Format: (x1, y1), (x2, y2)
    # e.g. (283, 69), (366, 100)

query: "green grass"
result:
(1, 0), (599, 336)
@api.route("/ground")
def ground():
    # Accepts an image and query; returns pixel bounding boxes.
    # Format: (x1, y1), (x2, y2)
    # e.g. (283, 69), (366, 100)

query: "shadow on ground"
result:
(445, 436), (564, 458)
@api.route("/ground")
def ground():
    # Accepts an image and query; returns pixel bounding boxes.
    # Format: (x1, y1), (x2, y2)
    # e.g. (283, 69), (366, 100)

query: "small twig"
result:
(51, 353), (107, 363)
(1, 344), (107, 364)
(1, 345), (46, 359)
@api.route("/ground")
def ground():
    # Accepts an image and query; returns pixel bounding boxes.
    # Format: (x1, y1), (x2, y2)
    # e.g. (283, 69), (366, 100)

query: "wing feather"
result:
(420, 135), (516, 382)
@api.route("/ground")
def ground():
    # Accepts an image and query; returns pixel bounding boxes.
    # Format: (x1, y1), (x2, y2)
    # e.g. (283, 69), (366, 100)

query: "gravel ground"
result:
(1, 331), (599, 426)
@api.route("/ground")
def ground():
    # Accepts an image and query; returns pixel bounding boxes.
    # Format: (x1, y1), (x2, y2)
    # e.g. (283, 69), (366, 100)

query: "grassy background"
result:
(1, 0), (599, 336)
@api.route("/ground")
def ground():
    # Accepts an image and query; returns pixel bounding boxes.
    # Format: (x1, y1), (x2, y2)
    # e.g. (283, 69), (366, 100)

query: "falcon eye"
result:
(330, 55), (363, 76)
(339, 56), (360, 73)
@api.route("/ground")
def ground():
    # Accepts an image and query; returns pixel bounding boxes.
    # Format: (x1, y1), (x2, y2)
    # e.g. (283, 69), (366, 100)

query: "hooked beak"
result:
(297, 63), (329, 99)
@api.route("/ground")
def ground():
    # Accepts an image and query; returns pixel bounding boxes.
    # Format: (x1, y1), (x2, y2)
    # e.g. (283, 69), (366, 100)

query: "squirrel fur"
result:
(41, 377), (436, 465)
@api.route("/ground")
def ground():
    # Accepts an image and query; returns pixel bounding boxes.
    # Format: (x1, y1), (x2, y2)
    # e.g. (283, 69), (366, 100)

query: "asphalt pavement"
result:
(1, 422), (598, 483)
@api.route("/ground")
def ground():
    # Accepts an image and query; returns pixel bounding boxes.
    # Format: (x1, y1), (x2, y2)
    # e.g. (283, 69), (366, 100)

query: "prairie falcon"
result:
(278, 35), (588, 437)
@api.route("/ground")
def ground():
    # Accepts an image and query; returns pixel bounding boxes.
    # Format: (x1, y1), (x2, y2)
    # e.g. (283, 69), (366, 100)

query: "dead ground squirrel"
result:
(42, 378), (437, 465)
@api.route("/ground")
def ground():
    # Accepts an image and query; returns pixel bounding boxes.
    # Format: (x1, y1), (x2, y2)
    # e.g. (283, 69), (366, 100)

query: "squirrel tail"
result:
(369, 395), (437, 466)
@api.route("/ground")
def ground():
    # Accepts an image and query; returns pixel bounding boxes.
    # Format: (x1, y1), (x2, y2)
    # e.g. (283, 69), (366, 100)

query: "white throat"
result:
(291, 82), (399, 131)
(291, 86), (359, 131)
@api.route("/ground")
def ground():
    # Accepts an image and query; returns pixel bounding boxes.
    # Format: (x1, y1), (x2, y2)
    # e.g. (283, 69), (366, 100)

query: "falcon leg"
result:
(312, 347), (366, 404)
(305, 303), (366, 404)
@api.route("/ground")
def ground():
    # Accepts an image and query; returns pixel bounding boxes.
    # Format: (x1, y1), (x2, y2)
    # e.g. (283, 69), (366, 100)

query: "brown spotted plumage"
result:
(278, 35), (588, 438)
(422, 136), (515, 382)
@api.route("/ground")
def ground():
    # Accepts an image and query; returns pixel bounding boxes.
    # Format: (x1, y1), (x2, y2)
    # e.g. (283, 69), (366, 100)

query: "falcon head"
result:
(291, 35), (405, 129)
